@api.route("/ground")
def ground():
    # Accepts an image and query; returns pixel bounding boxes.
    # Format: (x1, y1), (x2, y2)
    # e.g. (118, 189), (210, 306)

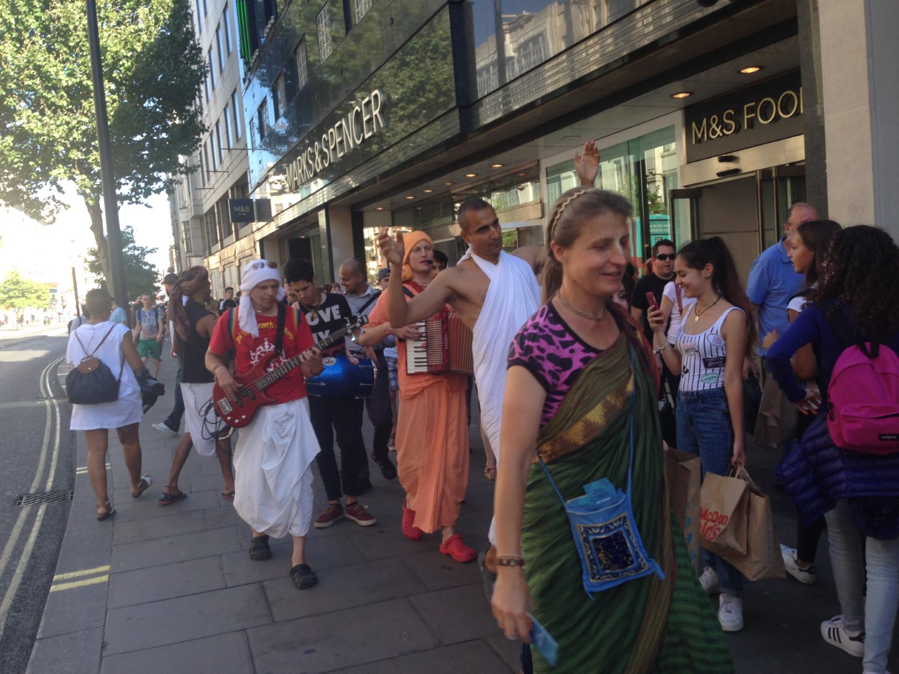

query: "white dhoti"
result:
(181, 382), (217, 458)
(233, 397), (321, 539)
(465, 251), (540, 545)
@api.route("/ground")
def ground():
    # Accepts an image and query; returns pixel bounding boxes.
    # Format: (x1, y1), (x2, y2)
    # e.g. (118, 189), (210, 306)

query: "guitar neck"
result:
(249, 326), (351, 391)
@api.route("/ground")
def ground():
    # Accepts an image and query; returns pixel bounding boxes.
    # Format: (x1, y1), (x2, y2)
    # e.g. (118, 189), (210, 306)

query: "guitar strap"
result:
(274, 302), (287, 356)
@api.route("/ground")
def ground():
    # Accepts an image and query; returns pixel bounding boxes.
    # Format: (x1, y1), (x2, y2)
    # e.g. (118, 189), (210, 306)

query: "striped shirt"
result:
(676, 305), (742, 391)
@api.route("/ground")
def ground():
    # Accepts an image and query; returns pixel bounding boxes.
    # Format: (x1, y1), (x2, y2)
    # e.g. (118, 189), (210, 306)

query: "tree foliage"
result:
(86, 226), (160, 297)
(0, 270), (51, 309)
(0, 0), (206, 294)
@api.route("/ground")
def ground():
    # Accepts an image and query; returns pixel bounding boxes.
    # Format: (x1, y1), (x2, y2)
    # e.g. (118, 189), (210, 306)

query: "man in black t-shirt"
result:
(630, 239), (679, 447)
(630, 239), (676, 341)
(284, 259), (377, 531)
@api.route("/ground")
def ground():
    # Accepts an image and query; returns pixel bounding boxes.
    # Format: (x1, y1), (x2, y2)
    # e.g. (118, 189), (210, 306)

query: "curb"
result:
(26, 363), (110, 674)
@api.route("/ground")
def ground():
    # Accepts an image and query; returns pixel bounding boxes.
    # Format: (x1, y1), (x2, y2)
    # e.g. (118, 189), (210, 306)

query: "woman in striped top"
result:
(648, 237), (757, 633)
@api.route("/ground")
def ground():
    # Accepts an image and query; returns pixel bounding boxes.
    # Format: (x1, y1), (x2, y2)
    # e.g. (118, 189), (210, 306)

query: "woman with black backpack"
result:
(767, 225), (899, 674)
(67, 289), (153, 520)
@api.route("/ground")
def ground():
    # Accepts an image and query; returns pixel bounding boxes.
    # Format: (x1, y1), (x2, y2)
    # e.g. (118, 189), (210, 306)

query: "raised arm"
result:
(377, 228), (454, 327)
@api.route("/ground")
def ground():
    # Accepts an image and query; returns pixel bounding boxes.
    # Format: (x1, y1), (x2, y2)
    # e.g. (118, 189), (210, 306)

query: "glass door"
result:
(668, 188), (702, 246)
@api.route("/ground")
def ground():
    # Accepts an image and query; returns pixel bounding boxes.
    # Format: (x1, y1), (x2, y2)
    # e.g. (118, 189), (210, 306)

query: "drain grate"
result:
(16, 490), (74, 506)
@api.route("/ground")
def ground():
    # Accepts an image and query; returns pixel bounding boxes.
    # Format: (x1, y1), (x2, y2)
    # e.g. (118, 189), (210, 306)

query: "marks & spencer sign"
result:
(684, 71), (804, 163)
(285, 89), (386, 192)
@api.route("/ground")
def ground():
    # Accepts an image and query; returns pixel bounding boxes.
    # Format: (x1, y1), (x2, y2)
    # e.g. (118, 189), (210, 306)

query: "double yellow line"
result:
(49, 565), (110, 593)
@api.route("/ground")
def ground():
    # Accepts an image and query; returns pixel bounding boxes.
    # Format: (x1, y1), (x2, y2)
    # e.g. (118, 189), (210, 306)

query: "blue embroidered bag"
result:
(538, 347), (664, 595)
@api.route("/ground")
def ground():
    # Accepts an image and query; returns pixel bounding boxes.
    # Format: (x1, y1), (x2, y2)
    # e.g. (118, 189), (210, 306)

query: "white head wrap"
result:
(238, 260), (285, 338)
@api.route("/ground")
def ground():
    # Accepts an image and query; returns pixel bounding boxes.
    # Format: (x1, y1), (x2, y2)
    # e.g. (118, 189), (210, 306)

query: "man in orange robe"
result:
(365, 231), (475, 563)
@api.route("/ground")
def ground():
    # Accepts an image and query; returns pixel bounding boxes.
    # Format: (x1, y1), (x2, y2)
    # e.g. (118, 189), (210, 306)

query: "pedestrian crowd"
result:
(63, 142), (898, 673)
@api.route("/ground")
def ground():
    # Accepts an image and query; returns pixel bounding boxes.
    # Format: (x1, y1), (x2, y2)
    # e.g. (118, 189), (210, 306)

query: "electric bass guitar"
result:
(213, 314), (368, 428)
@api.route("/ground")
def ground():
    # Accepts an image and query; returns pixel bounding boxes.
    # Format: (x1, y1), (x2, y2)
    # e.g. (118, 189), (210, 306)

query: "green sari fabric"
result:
(522, 333), (733, 674)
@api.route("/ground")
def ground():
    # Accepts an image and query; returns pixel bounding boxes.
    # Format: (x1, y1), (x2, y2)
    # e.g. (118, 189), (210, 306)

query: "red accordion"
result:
(406, 312), (474, 376)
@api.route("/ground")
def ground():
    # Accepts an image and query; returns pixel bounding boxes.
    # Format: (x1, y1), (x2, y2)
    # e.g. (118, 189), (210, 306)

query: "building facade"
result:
(169, 0), (898, 290)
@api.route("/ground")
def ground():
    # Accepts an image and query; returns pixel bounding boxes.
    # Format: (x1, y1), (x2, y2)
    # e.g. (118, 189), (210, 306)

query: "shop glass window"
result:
(517, 33), (547, 73)
(294, 40), (309, 91)
(216, 121), (224, 163)
(223, 4), (232, 54)
(317, 3), (333, 62)
(231, 90), (242, 140)
(208, 49), (216, 89)
(545, 126), (678, 264)
(216, 27), (224, 71)
(354, 0), (373, 22)
(223, 105), (232, 149)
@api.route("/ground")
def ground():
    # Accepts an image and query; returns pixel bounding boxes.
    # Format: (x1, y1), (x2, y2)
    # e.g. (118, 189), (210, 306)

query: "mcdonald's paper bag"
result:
(666, 449), (702, 573)
(720, 467), (786, 581)
(700, 471), (748, 557)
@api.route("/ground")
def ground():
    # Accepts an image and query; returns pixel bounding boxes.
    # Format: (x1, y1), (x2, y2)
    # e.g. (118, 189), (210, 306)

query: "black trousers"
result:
(309, 395), (366, 501)
(366, 351), (393, 465)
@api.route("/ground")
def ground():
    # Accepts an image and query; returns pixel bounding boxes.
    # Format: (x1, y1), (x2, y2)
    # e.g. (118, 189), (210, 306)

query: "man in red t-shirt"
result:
(206, 260), (323, 590)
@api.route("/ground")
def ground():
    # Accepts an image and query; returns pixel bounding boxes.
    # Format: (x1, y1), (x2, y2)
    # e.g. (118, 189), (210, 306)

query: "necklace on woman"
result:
(694, 294), (722, 322)
(556, 292), (609, 322)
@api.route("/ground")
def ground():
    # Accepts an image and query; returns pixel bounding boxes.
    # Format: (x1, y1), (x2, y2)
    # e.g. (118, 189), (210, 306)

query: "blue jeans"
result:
(677, 387), (744, 597)
(825, 499), (899, 673)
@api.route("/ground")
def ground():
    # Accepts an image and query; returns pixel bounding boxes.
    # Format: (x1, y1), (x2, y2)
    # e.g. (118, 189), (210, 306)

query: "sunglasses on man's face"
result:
(248, 260), (278, 271)
(655, 253), (676, 261)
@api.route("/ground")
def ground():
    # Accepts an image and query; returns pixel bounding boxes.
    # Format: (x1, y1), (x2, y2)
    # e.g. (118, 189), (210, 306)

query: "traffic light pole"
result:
(85, 0), (128, 310)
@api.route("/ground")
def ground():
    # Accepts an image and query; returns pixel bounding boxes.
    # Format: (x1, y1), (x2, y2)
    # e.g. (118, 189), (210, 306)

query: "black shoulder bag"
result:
(66, 325), (126, 405)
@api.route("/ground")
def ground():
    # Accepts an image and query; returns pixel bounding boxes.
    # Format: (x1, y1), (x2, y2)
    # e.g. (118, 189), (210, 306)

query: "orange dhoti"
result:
(396, 374), (469, 533)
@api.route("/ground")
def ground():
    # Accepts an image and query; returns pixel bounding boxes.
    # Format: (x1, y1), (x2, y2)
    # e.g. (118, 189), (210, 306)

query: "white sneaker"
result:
(699, 566), (719, 595)
(718, 594), (744, 632)
(152, 422), (177, 435)
(820, 615), (865, 658)
(780, 544), (817, 584)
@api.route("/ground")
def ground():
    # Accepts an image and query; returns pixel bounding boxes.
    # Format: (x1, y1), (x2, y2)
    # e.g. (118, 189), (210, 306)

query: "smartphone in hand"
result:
(646, 292), (660, 312)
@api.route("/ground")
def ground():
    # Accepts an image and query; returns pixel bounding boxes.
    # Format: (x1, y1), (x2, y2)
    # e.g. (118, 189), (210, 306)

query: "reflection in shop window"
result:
(354, 0), (373, 22)
(517, 33), (547, 73)
(317, 3), (333, 62)
(273, 74), (286, 120)
(295, 40), (308, 90)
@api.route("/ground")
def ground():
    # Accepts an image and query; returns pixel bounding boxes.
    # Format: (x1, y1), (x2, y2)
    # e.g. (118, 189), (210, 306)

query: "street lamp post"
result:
(85, 0), (128, 310)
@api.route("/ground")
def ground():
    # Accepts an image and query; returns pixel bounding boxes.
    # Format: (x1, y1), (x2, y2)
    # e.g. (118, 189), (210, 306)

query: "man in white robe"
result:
(206, 261), (323, 590)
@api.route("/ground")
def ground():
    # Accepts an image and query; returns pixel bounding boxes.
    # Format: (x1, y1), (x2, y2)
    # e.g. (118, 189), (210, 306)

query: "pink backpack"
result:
(825, 309), (899, 455)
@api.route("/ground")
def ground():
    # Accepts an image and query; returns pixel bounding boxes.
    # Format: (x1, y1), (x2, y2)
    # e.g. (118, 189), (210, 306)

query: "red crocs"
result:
(402, 501), (423, 541)
(440, 534), (476, 563)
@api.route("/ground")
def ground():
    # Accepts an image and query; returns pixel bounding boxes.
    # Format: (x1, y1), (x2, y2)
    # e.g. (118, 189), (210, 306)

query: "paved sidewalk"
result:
(26, 350), (899, 674)
(28, 352), (519, 674)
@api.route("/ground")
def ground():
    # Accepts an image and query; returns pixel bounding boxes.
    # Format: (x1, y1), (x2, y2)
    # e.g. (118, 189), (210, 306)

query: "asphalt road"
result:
(0, 330), (74, 674)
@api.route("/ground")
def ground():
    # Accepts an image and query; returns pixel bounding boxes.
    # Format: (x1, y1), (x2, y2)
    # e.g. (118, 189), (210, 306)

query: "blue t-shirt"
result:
(746, 239), (802, 354)
(110, 306), (128, 325)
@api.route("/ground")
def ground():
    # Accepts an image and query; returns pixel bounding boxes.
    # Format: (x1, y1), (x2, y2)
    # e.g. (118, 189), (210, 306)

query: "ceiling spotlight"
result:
(739, 66), (763, 74)
(671, 91), (693, 99)
(422, 188), (433, 194)
(465, 173), (477, 178)
(405, 195), (415, 200)
(376, 207), (384, 211)
(491, 163), (504, 169)
(443, 181), (454, 186)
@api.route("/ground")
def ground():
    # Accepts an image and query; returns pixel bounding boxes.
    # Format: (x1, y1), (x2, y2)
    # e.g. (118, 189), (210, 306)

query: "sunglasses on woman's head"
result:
(655, 254), (675, 261)
(248, 260), (278, 270)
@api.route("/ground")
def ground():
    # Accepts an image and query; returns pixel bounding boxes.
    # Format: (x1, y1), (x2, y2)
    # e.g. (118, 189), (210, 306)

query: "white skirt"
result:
(181, 382), (217, 458)
(232, 397), (321, 539)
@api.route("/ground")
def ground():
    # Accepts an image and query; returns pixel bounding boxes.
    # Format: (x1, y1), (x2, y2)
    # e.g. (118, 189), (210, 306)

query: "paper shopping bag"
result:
(753, 374), (798, 449)
(700, 471), (748, 557)
(720, 467), (786, 580)
(666, 449), (702, 573)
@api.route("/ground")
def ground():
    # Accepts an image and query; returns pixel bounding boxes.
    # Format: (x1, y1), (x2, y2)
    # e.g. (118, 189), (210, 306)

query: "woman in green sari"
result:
(491, 188), (733, 673)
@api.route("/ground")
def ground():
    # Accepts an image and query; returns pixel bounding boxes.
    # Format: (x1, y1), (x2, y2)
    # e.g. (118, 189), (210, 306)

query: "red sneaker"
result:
(344, 502), (377, 527)
(314, 503), (344, 529)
